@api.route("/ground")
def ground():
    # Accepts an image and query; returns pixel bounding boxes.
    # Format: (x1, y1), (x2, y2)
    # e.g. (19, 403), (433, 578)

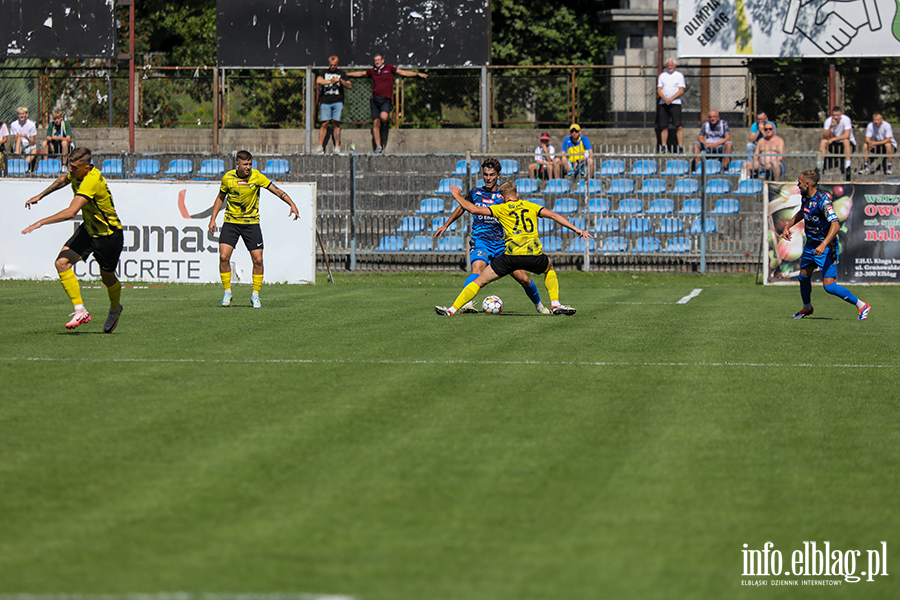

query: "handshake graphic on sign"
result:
(783, 0), (882, 54)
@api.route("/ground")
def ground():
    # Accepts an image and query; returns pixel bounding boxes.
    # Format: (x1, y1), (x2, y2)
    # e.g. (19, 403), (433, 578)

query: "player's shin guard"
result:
(544, 269), (560, 303)
(522, 280), (541, 305)
(220, 271), (232, 291)
(798, 273), (812, 306)
(107, 280), (122, 308)
(59, 268), (84, 308)
(252, 274), (263, 294)
(452, 282), (481, 310)
(824, 282), (859, 305)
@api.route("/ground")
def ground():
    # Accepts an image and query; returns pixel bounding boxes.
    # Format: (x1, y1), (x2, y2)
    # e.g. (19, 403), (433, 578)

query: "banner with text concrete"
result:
(1, 180), (317, 284)
(678, 0), (900, 58)
(764, 181), (900, 284)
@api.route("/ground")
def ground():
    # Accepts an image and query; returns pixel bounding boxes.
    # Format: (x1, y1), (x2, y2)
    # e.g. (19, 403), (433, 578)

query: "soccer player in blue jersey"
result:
(781, 170), (870, 320)
(433, 157), (550, 314)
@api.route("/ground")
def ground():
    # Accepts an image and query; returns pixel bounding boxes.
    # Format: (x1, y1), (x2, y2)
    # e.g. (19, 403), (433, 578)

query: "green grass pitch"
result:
(1, 272), (898, 599)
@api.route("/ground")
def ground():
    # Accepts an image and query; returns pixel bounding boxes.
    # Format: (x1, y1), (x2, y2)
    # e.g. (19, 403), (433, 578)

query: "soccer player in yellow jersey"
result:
(435, 181), (593, 316)
(208, 150), (299, 308)
(22, 147), (125, 332)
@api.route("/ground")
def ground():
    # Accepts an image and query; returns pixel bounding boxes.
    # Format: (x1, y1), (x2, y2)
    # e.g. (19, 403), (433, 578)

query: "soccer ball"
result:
(482, 295), (503, 314)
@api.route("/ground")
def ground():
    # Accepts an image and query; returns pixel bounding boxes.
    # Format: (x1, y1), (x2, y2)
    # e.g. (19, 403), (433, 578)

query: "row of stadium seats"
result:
(433, 176), (763, 196)
(377, 234), (706, 254)
(4, 157), (290, 179)
(415, 196), (742, 216)
(448, 158), (749, 178)
(397, 214), (721, 235)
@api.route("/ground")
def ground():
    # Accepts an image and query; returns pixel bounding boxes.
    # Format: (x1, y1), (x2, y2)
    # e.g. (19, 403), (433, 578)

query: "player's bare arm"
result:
(781, 211), (802, 241)
(267, 183), (299, 220)
(22, 195), (88, 235)
(449, 185), (490, 216)
(208, 191), (226, 234)
(434, 205), (465, 239)
(24, 174), (70, 209)
(541, 208), (593, 238)
(816, 220), (841, 255)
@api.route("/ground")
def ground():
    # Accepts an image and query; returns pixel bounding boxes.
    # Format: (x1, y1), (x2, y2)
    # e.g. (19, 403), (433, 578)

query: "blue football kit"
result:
(467, 186), (506, 263)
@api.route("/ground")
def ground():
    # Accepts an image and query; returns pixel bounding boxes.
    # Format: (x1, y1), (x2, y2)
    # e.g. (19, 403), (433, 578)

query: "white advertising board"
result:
(678, 0), (900, 58)
(0, 180), (317, 284)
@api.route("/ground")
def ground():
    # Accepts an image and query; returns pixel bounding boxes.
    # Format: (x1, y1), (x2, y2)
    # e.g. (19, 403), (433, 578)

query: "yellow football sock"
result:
(59, 268), (83, 308)
(220, 272), (231, 291)
(452, 282), (481, 310)
(107, 280), (122, 308)
(544, 269), (560, 303)
(252, 274), (263, 294)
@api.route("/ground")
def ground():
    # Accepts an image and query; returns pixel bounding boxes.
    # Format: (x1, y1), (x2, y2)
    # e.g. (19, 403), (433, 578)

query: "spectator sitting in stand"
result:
(691, 109), (733, 169)
(555, 124), (595, 179)
(41, 109), (75, 167)
(752, 122), (785, 180)
(528, 132), (557, 180)
(10, 106), (38, 170)
(817, 106), (855, 177)
(746, 112), (775, 155)
(858, 112), (895, 176)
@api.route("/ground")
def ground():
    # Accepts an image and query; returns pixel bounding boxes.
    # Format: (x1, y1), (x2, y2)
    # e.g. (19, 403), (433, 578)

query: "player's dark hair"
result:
(236, 150), (253, 162)
(801, 169), (819, 186)
(482, 157), (501, 174)
(70, 147), (91, 163)
(498, 181), (518, 199)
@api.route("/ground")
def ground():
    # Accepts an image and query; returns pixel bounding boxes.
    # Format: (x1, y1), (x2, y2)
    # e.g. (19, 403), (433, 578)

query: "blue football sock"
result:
(523, 280), (541, 305)
(824, 282), (858, 305)
(464, 273), (479, 287)
(798, 273), (812, 306)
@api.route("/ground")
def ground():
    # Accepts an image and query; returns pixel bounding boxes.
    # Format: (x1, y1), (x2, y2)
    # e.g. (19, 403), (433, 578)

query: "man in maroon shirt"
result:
(348, 54), (427, 153)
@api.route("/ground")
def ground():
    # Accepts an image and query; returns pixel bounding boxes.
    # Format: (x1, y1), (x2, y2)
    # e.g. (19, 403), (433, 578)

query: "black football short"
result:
(490, 253), (550, 278)
(370, 95), (392, 120)
(657, 103), (683, 129)
(63, 224), (123, 272)
(219, 222), (264, 251)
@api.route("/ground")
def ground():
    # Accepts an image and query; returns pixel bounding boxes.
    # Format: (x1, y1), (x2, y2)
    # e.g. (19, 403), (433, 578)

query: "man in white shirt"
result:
(10, 106), (38, 170)
(859, 112), (895, 176)
(528, 132), (556, 180)
(656, 59), (685, 152)
(817, 106), (855, 176)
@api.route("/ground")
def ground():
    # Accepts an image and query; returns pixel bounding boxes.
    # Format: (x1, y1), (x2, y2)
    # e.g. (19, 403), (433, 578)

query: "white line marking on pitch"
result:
(677, 288), (703, 304)
(0, 357), (894, 369)
(0, 594), (354, 600)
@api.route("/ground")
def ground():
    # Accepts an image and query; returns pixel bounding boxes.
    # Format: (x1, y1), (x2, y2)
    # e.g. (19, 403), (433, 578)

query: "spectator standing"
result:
(859, 112), (895, 176)
(692, 110), (733, 169)
(656, 59), (685, 152)
(817, 106), (855, 177)
(347, 54), (427, 153)
(753, 122), (785, 180)
(315, 55), (352, 155)
(746, 112), (776, 154)
(528, 132), (556, 180)
(42, 109), (75, 166)
(556, 124), (595, 178)
(10, 106), (38, 170)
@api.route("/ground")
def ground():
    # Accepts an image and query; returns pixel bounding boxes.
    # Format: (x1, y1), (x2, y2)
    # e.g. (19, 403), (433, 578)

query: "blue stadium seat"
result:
(607, 178), (635, 195)
(198, 158), (225, 177)
(710, 198), (740, 214)
(624, 217), (652, 234)
(537, 219), (555, 233)
(734, 179), (763, 195)
(599, 159), (626, 176)
(693, 159), (722, 175)
(407, 235), (433, 251)
(164, 159), (193, 176)
(636, 178), (666, 195)
(646, 198), (675, 215)
(552, 197), (578, 214)
(705, 178), (731, 194)
(435, 178), (464, 194)
(566, 237), (596, 252)
(544, 178), (571, 194)
(628, 159), (658, 176)
(594, 217), (620, 233)
(690, 218), (718, 234)
(726, 159), (747, 175)
(587, 198), (611, 214)
(526, 197), (546, 207)
(500, 159), (519, 175)
(671, 178), (700, 194)
(417, 197), (445, 214)
(654, 217), (685, 234)
(678, 198), (702, 215)
(6, 158), (28, 175)
(664, 237), (692, 253)
(101, 158), (124, 177)
(601, 236), (628, 252)
(568, 217), (586, 231)
(132, 158), (160, 177)
(451, 159), (480, 176)
(35, 158), (62, 176)
(574, 178), (603, 194)
(437, 236), (465, 252)
(515, 178), (540, 194)
(633, 236), (661, 253)
(661, 159), (690, 176)
(612, 198), (643, 215)
(396, 216), (426, 232)
(541, 236), (563, 252)
(263, 159), (290, 176)
(376, 235), (404, 251)
(429, 217), (458, 232)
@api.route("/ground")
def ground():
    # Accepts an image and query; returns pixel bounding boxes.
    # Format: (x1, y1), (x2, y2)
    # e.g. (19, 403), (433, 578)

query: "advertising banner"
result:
(678, 0), (900, 58)
(764, 181), (900, 284)
(1, 180), (317, 284)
